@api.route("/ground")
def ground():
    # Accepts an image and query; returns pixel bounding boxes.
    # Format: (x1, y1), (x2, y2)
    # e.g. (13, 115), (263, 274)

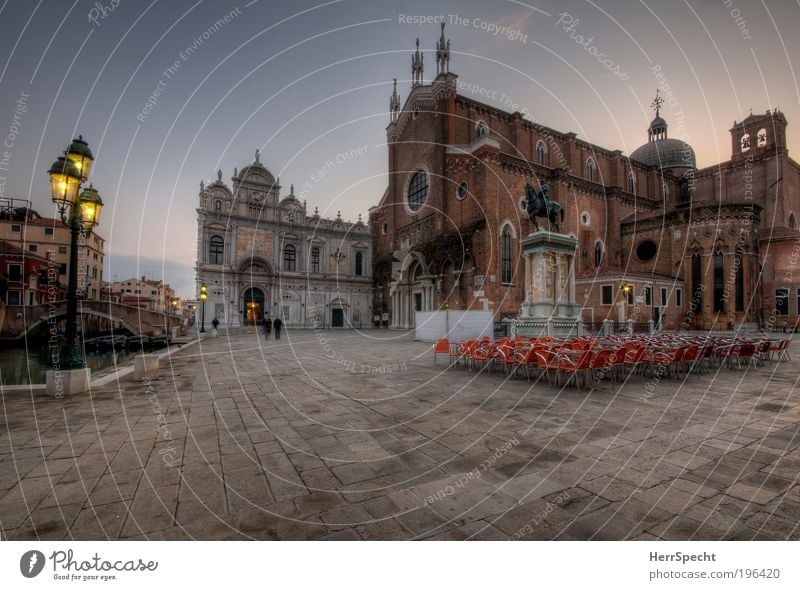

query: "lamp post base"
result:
(46, 367), (91, 397)
(58, 342), (86, 370)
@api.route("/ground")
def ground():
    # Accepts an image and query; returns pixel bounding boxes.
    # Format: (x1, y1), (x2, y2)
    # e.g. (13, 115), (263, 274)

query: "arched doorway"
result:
(243, 287), (266, 325)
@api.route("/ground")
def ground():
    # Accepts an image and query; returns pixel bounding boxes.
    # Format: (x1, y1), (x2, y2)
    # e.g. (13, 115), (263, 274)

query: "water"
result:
(0, 345), (134, 385)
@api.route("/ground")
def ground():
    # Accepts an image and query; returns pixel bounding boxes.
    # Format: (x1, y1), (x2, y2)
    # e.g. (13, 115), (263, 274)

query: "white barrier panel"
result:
(415, 310), (494, 342)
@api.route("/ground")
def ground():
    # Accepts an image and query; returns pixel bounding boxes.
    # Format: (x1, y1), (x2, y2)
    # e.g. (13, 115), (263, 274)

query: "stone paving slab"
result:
(1, 329), (800, 540)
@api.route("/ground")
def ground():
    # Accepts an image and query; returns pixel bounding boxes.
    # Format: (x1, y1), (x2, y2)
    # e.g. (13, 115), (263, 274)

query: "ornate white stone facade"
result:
(195, 152), (372, 329)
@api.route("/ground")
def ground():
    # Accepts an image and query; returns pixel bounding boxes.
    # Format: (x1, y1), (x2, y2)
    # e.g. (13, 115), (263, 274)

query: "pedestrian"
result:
(211, 317), (219, 337)
(273, 316), (283, 340)
(263, 313), (272, 340)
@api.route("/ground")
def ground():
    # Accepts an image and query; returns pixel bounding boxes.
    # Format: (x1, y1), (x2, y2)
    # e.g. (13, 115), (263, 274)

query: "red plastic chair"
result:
(555, 350), (593, 389)
(433, 338), (451, 366)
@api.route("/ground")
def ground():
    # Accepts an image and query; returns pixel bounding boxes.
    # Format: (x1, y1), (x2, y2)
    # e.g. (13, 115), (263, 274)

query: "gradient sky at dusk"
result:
(0, 0), (798, 296)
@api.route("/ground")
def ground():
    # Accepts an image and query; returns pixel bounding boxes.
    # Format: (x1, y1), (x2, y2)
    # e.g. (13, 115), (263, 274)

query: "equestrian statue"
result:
(524, 182), (561, 233)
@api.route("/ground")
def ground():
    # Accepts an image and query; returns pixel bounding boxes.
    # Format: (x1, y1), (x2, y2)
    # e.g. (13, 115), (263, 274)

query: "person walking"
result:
(263, 313), (272, 340)
(273, 316), (283, 340)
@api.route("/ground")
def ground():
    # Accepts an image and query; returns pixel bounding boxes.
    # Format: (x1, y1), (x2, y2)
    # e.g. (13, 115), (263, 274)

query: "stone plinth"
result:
(46, 368), (91, 397)
(134, 354), (160, 381)
(517, 231), (581, 337)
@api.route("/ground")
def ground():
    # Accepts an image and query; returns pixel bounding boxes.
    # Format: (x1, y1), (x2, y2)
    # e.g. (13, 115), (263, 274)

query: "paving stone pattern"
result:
(1, 330), (799, 540)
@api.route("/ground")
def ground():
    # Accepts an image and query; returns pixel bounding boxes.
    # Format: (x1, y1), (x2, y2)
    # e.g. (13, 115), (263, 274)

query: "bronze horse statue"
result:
(524, 182), (561, 232)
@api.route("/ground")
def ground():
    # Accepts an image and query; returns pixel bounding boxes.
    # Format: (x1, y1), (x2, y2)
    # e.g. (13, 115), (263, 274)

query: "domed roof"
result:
(236, 149), (276, 185)
(630, 138), (696, 170)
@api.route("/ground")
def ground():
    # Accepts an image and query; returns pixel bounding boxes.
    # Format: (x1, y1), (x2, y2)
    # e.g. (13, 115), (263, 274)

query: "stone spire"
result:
(411, 38), (423, 86)
(436, 22), (450, 75)
(390, 78), (400, 123)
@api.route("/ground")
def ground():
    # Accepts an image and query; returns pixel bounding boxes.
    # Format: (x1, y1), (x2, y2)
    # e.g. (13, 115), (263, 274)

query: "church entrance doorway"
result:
(331, 308), (344, 327)
(243, 288), (265, 325)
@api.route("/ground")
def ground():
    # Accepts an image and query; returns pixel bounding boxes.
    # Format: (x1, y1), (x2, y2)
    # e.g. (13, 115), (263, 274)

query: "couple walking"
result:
(262, 313), (283, 340)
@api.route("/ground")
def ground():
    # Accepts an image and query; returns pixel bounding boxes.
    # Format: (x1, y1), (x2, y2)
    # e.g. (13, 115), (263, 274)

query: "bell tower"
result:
(731, 108), (788, 159)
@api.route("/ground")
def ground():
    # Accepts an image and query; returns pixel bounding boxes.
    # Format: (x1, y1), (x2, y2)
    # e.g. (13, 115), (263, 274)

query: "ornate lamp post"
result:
(199, 284), (208, 333)
(47, 136), (104, 370)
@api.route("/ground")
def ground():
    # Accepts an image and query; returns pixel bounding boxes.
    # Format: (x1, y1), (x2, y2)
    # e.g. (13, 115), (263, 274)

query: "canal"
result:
(0, 345), (134, 385)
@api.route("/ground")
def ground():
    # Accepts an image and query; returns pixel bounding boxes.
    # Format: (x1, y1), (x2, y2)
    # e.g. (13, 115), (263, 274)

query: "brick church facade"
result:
(370, 25), (800, 331)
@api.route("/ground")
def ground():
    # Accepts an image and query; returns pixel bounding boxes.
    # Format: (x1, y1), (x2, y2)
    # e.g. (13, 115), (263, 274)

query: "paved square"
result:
(1, 330), (799, 540)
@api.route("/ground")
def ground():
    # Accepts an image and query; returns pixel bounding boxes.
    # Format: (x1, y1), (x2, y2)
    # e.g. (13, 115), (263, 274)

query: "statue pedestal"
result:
(516, 231), (582, 338)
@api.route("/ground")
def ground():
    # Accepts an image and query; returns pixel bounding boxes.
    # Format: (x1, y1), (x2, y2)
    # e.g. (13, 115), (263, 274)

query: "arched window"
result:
(214, 200), (222, 212)
(476, 121), (487, 138)
(740, 134), (751, 152)
(663, 183), (670, 199)
(757, 128), (767, 147)
(283, 244), (296, 271)
(536, 141), (547, 165)
(586, 157), (597, 182)
(692, 251), (702, 309)
(627, 172), (636, 194)
(209, 235), (224, 264)
(501, 225), (513, 284)
(355, 252), (364, 276)
(407, 170), (428, 212)
(713, 250), (724, 312)
(594, 241), (604, 268)
(311, 247), (320, 273)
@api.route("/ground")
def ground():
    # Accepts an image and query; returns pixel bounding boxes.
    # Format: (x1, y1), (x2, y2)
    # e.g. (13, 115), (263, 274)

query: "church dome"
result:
(630, 93), (696, 171)
(631, 137), (696, 170)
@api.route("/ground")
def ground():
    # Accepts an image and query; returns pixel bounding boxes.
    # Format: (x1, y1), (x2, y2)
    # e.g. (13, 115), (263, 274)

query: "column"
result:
(568, 254), (576, 304)
(553, 253), (561, 304)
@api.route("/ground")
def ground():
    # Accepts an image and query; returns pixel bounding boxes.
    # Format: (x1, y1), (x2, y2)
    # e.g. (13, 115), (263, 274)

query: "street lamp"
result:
(199, 284), (208, 333)
(47, 136), (103, 369)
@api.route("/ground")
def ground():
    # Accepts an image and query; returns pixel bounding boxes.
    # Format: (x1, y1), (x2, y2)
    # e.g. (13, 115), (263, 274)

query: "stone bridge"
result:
(0, 300), (181, 340)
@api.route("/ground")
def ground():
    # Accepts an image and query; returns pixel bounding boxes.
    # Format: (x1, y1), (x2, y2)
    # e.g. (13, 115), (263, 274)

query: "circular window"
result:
(407, 170), (428, 212)
(456, 181), (468, 200)
(636, 240), (658, 261)
(580, 211), (590, 227)
(382, 222), (388, 236)
(519, 198), (527, 212)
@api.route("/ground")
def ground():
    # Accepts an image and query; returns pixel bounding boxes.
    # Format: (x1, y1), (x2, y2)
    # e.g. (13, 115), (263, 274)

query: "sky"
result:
(0, 0), (798, 297)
